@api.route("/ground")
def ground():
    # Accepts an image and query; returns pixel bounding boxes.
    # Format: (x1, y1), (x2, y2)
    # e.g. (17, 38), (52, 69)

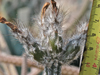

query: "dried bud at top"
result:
(51, 0), (58, 14)
(41, 2), (50, 20)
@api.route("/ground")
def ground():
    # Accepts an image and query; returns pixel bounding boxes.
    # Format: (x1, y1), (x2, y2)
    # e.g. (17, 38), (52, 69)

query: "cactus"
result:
(0, 0), (88, 75)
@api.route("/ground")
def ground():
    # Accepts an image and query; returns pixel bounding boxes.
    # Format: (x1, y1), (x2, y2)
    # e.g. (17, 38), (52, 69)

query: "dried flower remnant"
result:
(0, 0), (88, 75)
(41, 2), (50, 21)
(51, 0), (58, 13)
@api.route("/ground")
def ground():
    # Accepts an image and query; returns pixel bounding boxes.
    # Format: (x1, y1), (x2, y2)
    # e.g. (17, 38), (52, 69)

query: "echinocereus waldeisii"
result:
(0, 0), (88, 75)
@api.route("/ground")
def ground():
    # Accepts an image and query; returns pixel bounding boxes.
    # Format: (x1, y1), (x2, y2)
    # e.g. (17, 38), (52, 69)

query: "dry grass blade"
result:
(0, 16), (21, 33)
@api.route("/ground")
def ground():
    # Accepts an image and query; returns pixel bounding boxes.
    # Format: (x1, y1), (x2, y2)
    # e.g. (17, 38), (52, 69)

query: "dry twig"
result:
(0, 53), (79, 75)
(21, 54), (27, 75)
(0, 53), (44, 69)
(0, 68), (4, 75)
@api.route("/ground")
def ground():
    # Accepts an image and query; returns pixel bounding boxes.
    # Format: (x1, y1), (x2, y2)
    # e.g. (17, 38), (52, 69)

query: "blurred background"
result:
(0, 0), (94, 75)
